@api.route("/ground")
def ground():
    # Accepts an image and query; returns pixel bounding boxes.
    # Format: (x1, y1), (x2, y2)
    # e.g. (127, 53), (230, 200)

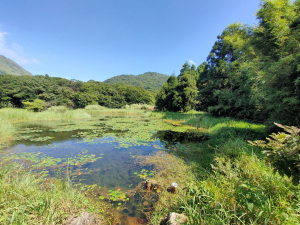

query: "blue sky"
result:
(0, 0), (261, 81)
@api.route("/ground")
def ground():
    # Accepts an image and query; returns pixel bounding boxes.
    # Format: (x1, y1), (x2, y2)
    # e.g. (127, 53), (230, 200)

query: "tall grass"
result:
(183, 153), (300, 224)
(0, 117), (15, 148)
(0, 166), (110, 224)
(122, 104), (155, 110)
(84, 104), (107, 111)
(0, 108), (91, 122)
(149, 111), (203, 121)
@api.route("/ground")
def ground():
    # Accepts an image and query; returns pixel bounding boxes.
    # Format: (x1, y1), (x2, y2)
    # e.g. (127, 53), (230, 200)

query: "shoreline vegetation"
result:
(0, 106), (299, 224)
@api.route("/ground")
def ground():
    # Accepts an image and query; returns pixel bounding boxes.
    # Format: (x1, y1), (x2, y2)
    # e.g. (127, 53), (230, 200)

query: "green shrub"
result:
(47, 106), (68, 113)
(22, 99), (45, 112)
(122, 104), (154, 110)
(249, 122), (300, 185)
(84, 104), (107, 110)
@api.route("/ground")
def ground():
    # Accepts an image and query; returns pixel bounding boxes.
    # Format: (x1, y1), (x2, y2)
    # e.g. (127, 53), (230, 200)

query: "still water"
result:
(2, 115), (180, 224)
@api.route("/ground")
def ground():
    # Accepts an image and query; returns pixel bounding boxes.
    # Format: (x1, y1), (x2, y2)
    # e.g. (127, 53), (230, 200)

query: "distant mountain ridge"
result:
(103, 72), (169, 91)
(0, 55), (32, 76)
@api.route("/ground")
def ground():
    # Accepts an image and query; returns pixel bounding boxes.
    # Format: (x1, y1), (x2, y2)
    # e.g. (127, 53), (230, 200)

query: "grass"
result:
(0, 117), (15, 148)
(0, 107), (91, 122)
(84, 104), (107, 111)
(0, 108), (91, 148)
(0, 165), (112, 224)
(136, 151), (197, 225)
(183, 153), (300, 224)
(145, 111), (300, 224)
(122, 104), (155, 111)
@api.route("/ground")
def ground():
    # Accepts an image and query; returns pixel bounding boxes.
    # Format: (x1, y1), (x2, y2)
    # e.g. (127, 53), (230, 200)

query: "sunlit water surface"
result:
(2, 115), (172, 224)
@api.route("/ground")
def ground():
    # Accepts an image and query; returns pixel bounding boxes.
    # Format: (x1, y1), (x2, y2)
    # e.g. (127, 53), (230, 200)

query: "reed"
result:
(0, 108), (91, 122)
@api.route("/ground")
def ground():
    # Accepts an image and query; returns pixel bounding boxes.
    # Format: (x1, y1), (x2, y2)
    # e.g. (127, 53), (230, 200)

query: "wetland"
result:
(0, 112), (204, 224)
(1, 108), (299, 225)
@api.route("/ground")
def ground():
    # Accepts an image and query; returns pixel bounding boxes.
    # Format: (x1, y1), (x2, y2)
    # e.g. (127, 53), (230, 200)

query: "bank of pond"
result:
(0, 107), (299, 224)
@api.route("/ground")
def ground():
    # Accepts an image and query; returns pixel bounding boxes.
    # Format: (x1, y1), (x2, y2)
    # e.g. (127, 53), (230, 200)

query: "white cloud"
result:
(189, 60), (196, 65)
(0, 30), (38, 65)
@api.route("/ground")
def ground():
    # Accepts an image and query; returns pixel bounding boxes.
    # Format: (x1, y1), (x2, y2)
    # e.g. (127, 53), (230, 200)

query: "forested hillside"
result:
(0, 75), (155, 109)
(156, 0), (300, 130)
(0, 55), (32, 75)
(103, 72), (169, 91)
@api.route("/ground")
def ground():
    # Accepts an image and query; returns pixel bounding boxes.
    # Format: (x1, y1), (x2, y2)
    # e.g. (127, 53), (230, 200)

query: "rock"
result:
(169, 212), (187, 225)
(65, 212), (96, 225)
(119, 215), (147, 225)
(143, 201), (149, 206)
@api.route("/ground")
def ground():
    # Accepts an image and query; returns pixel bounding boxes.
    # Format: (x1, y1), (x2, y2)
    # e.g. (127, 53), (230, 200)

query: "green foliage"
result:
(122, 104), (154, 110)
(155, 63), (198, 112)
(74, 81), (155, 108)
(0, 74), (81, 108)
(84, 104), (107, 111)
(197, 23), (257, 119)
(103, 72), (169, 91)
(249, 122), (300, 185)
(0, 55), (32, 75)
(0, 74), (155, 110)
(183, 154), (300, 224)
(47, 105), (68, 113)
(156, 0), (297, 128)
(23, 99), (45, 112)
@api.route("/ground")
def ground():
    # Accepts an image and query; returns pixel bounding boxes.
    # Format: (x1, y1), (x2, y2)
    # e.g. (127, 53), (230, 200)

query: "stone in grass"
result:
(65, 212), (97, 225)
(169, 212), (187, 225)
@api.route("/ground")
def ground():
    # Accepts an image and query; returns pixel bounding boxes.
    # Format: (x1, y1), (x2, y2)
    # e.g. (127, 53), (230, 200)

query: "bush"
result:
(122, 104), (154, 110)
(22, 99), (45, 112)
(47, 106), (68, 113)
(84, 105), (107, 111)
(249, 122), (300, 185)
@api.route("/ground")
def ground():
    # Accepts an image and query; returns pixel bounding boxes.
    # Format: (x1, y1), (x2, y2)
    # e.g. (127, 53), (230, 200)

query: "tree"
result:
(156, 62), (198, 112)
(23, 99), (45, 112)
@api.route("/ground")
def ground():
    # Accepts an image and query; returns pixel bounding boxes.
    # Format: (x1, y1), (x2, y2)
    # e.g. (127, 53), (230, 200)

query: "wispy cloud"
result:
(0, 29), (38, 65)
(189, 60), (196, 65)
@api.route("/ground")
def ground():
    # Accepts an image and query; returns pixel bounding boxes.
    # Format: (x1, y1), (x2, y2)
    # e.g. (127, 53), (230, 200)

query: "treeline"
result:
(156, 0), (300, 128)
(103, 72), (169, 91)
(0, 75), (156, 109)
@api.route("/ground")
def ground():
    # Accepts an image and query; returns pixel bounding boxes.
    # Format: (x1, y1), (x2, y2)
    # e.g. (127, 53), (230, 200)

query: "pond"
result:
(1, 114), (205, 224)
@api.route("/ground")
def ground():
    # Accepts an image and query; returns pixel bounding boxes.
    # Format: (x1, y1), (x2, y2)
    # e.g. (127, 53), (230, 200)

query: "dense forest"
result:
(103, 72), (169, 91)
(0, 55), (32, 76)
(156, 0), (300, 130)
(0, 74), (156, 109)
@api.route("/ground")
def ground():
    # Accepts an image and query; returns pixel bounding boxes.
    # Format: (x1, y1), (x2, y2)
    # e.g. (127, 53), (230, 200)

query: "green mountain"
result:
(0, 55), (32, 75)
(103, 72), (169, 91)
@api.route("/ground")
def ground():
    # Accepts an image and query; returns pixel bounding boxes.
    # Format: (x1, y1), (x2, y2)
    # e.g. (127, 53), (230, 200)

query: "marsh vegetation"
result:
(0, 106), (299, 224)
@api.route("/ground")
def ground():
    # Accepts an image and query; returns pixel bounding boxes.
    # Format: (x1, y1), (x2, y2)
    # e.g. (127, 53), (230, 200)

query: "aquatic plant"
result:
(134, 169), (155, 179)
(108, 190), (128, 202)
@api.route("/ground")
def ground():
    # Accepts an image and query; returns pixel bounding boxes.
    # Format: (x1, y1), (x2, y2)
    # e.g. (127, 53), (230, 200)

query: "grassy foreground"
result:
(0, 166), (111, 224)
